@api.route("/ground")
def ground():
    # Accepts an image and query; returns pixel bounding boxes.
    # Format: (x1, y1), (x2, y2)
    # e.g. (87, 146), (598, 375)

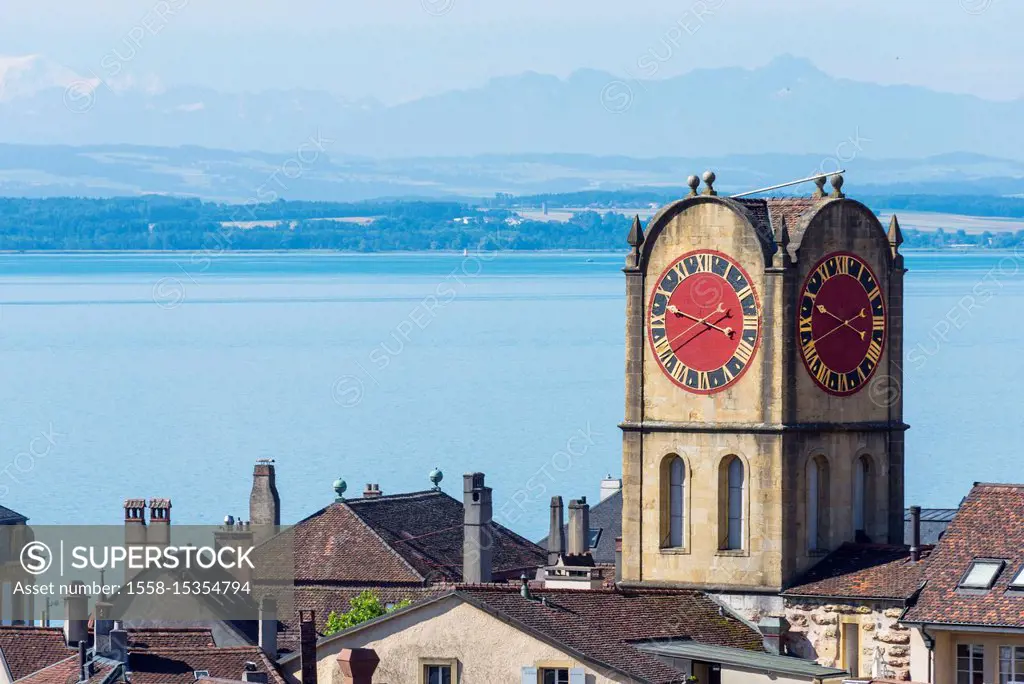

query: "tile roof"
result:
(340, 490), (546, 582)
(0, 627), (74, 681)
(903, 483), (1024, 628)
(125, 628), (217, 650)
(732, 197), (823, 247)
(538, 491), (621, 566)
(457, 586), (764, 684)
(0, 505), (27, 524)
(15, 655), (115, 684)
(127, 646), (284, 684)
(783, 543), (930, 601)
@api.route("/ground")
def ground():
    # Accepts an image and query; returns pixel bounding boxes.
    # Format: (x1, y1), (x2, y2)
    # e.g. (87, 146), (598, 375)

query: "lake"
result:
(0, 251), (1020, 539)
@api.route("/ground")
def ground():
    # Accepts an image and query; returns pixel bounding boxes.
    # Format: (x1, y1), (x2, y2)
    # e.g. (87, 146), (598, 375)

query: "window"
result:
(960, 559), (1005, 589)
(587, 528), (602, 549)
(541, 669), (568, 684)
(424, 665), (452, 684)
(958, 644), (984, 684)
(669, 457), (685, 547)
(1000, 645), (1024, 683)
(853, 455), (873, 541)
(720, 456), (745, 550)
(1010, 565), (1024, 590)
(807, 455), (830, 552)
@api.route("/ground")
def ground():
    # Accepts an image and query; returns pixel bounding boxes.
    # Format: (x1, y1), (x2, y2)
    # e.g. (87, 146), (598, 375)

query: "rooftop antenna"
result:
(730, 170), (845, 198)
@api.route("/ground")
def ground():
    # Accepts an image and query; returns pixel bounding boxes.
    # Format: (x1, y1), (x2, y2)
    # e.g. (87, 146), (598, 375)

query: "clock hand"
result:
(814, 309), (867, 343)
(816, 304), (866, 339)
(667, 303), (732, 346)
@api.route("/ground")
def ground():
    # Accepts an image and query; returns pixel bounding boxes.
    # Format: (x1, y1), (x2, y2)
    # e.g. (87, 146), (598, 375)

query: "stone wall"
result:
(783, 599), (911, 681)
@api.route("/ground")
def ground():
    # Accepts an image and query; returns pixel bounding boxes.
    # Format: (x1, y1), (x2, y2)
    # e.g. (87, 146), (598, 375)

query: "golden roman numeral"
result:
(734, 340), (754, 365)
(866, 339), (883, 365)
(696, 253), (710, 272)
(799, 316), (813, 333)
(836, 256), (850, 275)
(735, 284), (752, 300)
(866, 285), (880, 299)
(670, 360), (687, 382)
(873, 315), (885, 331)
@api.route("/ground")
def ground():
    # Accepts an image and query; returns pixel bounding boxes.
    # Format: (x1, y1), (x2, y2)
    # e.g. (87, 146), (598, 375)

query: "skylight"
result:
(959, 560), (1005, 590)
(1009, 565), (1024, 590)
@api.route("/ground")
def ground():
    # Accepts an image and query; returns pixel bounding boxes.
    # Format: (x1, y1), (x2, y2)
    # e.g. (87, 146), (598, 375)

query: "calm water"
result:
(0, 251), (1020, 539)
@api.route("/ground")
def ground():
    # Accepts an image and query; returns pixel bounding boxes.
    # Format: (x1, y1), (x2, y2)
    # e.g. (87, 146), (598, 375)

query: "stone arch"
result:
(717, 454), (748, 551)
(659, 453), (689, 549)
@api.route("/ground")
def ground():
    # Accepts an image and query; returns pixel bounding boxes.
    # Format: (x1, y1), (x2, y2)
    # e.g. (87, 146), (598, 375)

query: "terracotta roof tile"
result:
(458, 586), (764, 684)
(0, 627), (74, 681)
(126, 628), (217, 650)
(15, 655), (115, 684)
(127, 646), (284, 684)
(783, 543), (930, 601)
(903, 483), (1024, 628)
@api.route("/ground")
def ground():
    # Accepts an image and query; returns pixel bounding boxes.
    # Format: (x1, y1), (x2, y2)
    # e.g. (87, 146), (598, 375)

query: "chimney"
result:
(63, 582), (89, 646)
(462, 473), (493, 584)
(258, 596), (278, 659)
(215, 516), (254, 584)
(614, 537), (622, 583)
(758, 616), (789, 656)
(109, 622), (129, 665)
(148, 498), (171, 550)
(547, 496), (565, 566)
(336, 649), (380, 684)
(78, 640), (91, 682)
(242, 662), (269, 684)
(95, 598), (115, 655)
(909, 505), (922, 562)
(600, 475), (622, 502)
(250, 459), (281, 545)
(299, 610), (317, 684)
(362, 483), (382, 499)
(124, 498), (147, 584)
(567, 497), (590, 557)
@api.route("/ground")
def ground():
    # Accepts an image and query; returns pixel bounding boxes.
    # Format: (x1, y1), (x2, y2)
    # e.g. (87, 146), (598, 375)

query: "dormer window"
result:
(959, 559), (1005, 590)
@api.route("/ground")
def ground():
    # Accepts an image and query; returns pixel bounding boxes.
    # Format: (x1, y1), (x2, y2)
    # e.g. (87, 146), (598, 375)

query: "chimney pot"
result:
(547, 496), (565, 566)
(567, 498), (591, 557)
(909, 505), (922, 562)
(109, 625), (129, 665)
(462, 472), (493, 584)
(250, 460), (281, 543)
(63, 582), (89, 646)
(258, 596), (278, 659)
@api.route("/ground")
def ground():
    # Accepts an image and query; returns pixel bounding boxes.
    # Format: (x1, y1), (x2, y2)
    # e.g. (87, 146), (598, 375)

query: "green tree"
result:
(322, 590), (412, 636)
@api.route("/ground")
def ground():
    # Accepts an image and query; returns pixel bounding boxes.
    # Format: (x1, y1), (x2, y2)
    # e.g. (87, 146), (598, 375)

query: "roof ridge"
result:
(973, 481), (1024, 489)
(346, 490), (441, 503)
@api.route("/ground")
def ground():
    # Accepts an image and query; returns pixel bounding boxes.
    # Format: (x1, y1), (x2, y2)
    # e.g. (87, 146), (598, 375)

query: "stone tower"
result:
(620, 173), (905, 593)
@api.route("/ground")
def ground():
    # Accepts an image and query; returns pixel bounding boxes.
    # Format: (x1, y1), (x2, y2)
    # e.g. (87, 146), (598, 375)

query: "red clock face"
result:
(648, 250), (761, 394)
(798, 252), (886, 396)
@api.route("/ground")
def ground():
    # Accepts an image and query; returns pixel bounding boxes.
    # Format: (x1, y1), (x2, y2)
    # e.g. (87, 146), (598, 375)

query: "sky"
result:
(0, 0), (1020, 104)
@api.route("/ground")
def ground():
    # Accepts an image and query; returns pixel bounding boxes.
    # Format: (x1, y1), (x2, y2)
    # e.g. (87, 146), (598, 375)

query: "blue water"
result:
(0, 251), (1019, 539)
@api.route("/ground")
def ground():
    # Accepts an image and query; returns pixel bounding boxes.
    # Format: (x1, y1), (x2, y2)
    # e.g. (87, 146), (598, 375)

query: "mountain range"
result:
(2, 54), (1024, 160)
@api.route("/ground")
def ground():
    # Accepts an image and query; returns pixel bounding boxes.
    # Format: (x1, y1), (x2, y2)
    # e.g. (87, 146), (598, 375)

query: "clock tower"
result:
(620, 172), (906, 593)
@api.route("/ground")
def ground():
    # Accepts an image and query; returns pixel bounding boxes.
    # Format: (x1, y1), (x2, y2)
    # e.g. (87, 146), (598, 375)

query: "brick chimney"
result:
(547, 496), (565, 566)
(63, 581), (88, 646)
(299, 610), (317, 684)
(337, 649), (380, 684)
(148, 498), (171, 550)
(462, 473), (493, 584)
(567, 497), (590, 557)
(362, 483), (382, 499)
(124, 498), (147, 584)
(258, 596), (278, 659)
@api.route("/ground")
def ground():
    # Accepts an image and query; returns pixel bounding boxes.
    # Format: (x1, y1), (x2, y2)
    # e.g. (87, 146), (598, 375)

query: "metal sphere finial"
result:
(333, 478), (347, 500)
(429, 467), (443, 490)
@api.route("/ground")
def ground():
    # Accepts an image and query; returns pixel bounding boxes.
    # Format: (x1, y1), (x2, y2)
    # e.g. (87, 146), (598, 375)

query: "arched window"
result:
(661, 455), (686, 548)
(853, 455), (874, 542)
(807, 455), (830, 552)
(720, 456), (745, 550)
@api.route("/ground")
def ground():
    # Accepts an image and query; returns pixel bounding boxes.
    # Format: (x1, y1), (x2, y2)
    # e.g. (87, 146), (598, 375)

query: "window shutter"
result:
(569, 667), (586, 684)
(520, 666), (537, 684)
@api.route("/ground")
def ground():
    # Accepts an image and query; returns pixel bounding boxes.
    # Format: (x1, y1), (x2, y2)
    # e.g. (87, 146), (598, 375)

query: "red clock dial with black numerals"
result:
(648, 250), (761, 395)
(798, 252), (886, 396)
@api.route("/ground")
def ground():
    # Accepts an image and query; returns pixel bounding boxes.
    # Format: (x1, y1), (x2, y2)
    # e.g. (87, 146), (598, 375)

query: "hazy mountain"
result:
(1, 54), (1023, 160)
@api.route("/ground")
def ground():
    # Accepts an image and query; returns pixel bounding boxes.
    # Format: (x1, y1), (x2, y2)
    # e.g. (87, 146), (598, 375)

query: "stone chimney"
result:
(567, 497), (590, 557)
(63, 582), (88, 646)
(337, 649), (380, 684)
(94, 597), (115, 655)
(250, 458), (281, 524)
(909, 505), (922, 562)
(124, 498), (147, 584)
(215, 516), (254, 584)
(362, 483), (382, 499)
(758, 616), (789, 656)
(462, 473), (493, 584)
(258, 596), (278, 659)
(614, 537), (622, 583)
(600, 475), (622, 502)
(148, 498), (171, 550)
(299, 610), (317, 684)
(547, 496), (565, 567)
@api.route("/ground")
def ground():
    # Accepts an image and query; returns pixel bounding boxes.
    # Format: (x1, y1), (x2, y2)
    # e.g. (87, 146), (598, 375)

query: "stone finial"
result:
(829, 173), (845, 198)
(701, 170), (717, 196)
(888, 214), (904, 249)
(812, 175), (827, 199)
(775, 216), (794, 266)
(627, 215), (644, 247)
(686, 175), (700, 197)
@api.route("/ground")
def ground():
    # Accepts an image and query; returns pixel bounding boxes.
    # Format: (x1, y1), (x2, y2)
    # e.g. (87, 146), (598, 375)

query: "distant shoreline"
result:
(0, 247), (1011, 256)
